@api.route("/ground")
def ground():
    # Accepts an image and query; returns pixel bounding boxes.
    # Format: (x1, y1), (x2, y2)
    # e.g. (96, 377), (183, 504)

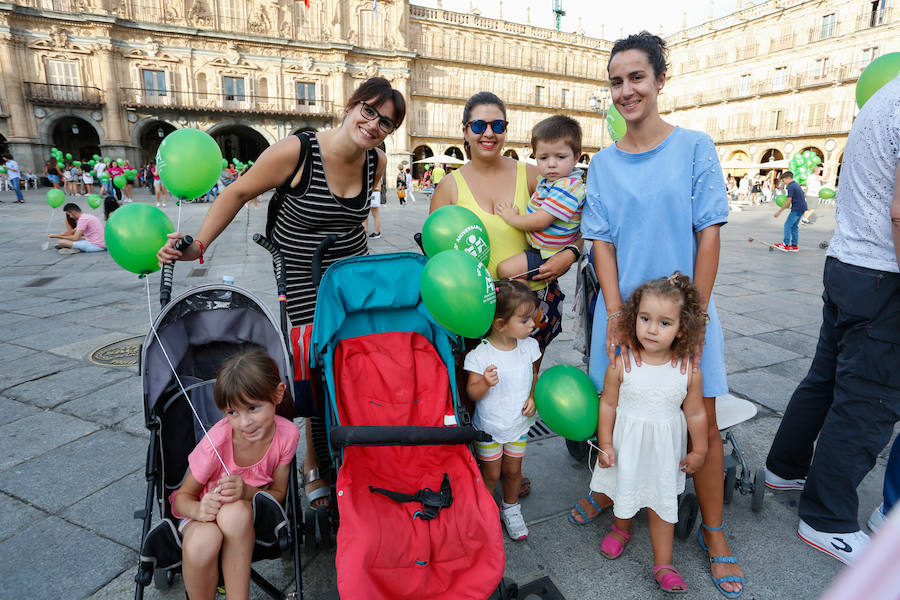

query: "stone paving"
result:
(0, 187), (893, 599)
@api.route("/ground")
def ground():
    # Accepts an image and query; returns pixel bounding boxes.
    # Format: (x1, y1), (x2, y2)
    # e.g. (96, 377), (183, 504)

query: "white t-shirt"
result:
(805, 174), (822, 198)
(4, 159), (20, 178)
(94, 163), (106, 178)
(827, 74), (900, 274)
(82, 170), (94, 184)
(464, 337), (542, 444)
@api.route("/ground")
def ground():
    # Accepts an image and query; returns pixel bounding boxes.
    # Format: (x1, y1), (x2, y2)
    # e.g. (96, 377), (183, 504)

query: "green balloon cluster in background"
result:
(105, 203), (174, 275)
(787, 151), (822, 186)
(420, 249), (496, 338)
(421, 205), (491, 267)
(606, 104), (627, 142)
(534, 365), (599, 441)
(856, 52), (900, 108)
(156, 128), (223, 199)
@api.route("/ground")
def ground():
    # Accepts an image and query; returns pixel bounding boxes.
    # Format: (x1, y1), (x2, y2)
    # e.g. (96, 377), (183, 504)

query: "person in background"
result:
(47, 203), (107, 254)
(1, 153), (25, 203)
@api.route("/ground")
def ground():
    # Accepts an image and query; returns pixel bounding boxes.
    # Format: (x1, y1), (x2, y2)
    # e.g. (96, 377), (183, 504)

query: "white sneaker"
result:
(765, 468), (806, 490)
(867, 504), (887, 533)
(156, 202), (161, 207)
(798, 519), (869, 565)
(500, 503), (528, 540)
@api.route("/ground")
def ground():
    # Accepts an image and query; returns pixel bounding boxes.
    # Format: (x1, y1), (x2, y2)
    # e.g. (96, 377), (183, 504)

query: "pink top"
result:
(170, 415), (299, 517)
(75, 214), (106, 249)
(107, 166), (124, 178)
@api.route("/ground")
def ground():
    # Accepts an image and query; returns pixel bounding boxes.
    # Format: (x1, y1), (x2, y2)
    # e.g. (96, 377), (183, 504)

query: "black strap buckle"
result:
(370, 473), (453, 521)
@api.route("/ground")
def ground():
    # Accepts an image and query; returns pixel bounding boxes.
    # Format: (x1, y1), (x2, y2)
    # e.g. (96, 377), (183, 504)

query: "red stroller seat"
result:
(333, 331), (504, 600)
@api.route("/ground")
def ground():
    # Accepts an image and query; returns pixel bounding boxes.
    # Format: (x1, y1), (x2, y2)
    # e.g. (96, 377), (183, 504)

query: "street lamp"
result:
(588, 87), (610, 150)
(71, 123), (79, 135)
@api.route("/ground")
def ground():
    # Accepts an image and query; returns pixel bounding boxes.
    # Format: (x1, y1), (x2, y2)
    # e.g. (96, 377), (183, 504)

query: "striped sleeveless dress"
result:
(271, 131), (377, 326)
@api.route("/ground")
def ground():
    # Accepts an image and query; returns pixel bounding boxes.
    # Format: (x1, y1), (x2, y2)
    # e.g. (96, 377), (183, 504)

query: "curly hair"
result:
(617, 271), (705, 357)
(491, 279), (537, 332)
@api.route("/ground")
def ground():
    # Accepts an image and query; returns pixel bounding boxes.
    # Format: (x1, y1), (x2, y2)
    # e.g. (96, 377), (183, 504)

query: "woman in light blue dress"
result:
(569, 32), (743, 598)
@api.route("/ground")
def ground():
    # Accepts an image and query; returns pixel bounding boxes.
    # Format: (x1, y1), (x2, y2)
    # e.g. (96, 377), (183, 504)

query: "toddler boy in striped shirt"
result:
(497, 115), (585, 280)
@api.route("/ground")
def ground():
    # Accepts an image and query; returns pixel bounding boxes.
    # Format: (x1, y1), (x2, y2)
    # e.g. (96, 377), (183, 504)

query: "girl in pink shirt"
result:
(172, 348), (299, 600)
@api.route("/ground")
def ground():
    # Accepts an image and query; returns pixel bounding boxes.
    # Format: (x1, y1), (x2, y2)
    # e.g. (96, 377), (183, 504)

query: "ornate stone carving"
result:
(225, 41), (241, 65)
(49, 26), (69, 48)
(364, 59), (378, 78)
(300, 54), (313, 70)
(249, 5), (273, 34)
(144, 36), (160, 57)
(188, 0), (212, 27)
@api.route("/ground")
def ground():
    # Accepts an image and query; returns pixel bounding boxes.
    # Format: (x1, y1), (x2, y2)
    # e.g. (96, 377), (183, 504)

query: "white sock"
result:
(501, 501), (516, 510)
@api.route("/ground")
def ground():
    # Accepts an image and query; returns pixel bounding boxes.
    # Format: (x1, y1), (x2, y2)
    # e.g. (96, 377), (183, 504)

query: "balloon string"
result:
(144, 276), (230, 475)
(43, 209), (54, 246)
(507, 266), (542, 280)
(586, 440), (610, 476)
(176, 199), (183, 232)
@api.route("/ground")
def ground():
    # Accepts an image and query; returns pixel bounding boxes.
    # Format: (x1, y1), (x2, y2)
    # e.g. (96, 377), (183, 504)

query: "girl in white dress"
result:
(591, 272), (709, 593)
(465, 280), (541, 541)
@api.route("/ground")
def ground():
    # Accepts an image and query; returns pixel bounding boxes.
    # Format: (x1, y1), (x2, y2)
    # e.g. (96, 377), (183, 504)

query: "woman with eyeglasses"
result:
(431, 91), (580, 500)
(158, 76), (405, 515)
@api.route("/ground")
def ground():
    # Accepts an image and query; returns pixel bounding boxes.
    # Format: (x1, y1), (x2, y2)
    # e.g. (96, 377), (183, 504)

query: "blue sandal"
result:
(697, 522), (745, 599)
(568, 494), (605, 525)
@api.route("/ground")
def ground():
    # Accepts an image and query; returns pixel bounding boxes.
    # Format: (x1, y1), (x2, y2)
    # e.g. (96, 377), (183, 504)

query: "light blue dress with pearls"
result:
(581, 127), (729, 397)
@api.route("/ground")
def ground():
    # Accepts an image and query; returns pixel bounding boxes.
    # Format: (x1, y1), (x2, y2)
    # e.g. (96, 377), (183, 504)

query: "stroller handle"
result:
(330, 425), (492, 448)
(253, 233), (286, 297)
(311, 234), (338, 288)
(159, 236), (194, 308)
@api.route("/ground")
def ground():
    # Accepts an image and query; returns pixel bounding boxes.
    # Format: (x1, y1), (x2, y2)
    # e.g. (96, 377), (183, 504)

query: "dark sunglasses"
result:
(359, 101), (396, 134)
(466, 119), (508, 135)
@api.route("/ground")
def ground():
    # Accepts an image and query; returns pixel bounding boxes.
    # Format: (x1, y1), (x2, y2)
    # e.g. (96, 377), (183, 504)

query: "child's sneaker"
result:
(765, 468), (806, 490)
(867, 503), (887, 533)
(789, 245), (799, 252)
(798, 519), (869, 565)
(500, 503), (528, 540)
(773, 242), (790, 252)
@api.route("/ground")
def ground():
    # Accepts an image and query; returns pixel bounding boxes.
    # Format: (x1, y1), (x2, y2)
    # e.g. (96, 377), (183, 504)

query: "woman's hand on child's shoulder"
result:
(680, 451), (706, 474)
(483, 365), (499, 387)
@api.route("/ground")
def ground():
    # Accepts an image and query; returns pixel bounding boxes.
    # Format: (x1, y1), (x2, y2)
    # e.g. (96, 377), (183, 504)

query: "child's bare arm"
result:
(496, 202), (557, 232)
(680, 368), (708, 474)
(466, 367), (498, 401)
(522, 360), (540, 417)
(218, 462), (291, 505)
(597, 360), (623, 467)
(174, 470), (222, 521)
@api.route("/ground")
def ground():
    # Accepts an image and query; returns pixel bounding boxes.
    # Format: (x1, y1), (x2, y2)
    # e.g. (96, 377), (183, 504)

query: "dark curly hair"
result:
(607, 30), (669, 79)
(617, 271), (705, 357)
(491, 279), (537, 332)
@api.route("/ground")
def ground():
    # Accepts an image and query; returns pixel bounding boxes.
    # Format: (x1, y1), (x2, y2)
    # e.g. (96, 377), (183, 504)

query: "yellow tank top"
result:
(452, 162), (545, 290)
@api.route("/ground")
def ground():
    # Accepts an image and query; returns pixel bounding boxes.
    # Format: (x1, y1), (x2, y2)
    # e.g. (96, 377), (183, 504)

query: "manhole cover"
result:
(527, 418), (558, 441)
(90, 335), (143, 367)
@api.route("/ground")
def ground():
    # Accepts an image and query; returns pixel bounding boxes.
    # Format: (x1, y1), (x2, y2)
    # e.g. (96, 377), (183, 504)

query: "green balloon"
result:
(99, 173), (110, 182)
(221, 158), (228, 169)
(534, 365), (599, 441)
(46, 188), (65, 208)
(420, 249), (496, 338)
(56, 161), (64, 169)
(51, 147), (59, 154)
(248, 160), (254, 165)
(775, 194), (788, 208)
(72, 160), (81, 167)
(0, 166), (6, 174)
(606, 104), (627, 142)
(87, 193), (102, 209)
(113, 174), (127, 188)
(125, 170), (135, 181)
(421, 205), (491, 267)
(818, 187), (835, 199)
(65, 153), (72, 160)
(857, 52), (900, 108)
(156, 128), (223, 199)
(92, 154), (100, 160)
(105, 203), (174, 275)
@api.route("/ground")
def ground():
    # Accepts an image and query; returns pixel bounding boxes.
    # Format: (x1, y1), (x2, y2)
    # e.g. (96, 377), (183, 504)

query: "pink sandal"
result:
(653, 564), (688, 594)
(600, 523), (632, 559)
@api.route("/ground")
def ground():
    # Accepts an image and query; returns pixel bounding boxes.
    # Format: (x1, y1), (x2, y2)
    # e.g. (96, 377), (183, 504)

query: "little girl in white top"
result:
(591, 272), (708, 593)
(465, 280), (542, 541)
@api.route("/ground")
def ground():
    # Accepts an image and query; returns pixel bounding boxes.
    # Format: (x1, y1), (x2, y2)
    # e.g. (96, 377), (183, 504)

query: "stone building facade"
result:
(0, 0), (896, 185)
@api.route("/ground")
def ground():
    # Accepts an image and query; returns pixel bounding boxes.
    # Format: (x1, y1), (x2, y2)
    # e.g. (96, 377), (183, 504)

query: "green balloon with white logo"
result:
(607, 104), (627, 142)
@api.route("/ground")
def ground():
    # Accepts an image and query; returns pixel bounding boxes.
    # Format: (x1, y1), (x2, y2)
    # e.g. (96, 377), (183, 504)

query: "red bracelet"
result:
(196, 240), (205, 264)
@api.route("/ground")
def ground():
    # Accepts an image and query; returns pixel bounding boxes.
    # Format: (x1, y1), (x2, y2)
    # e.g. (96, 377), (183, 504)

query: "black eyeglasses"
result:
(466, 119), (508, 135)
(359, 101), (396, 134)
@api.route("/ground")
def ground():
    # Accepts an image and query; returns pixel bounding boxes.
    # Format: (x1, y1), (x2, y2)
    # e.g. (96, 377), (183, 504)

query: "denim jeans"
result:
(767, 257), (900, 532)
(884, 435), (899, 514)
(9, 177), (23, 202)
(783, 211), (802, 246)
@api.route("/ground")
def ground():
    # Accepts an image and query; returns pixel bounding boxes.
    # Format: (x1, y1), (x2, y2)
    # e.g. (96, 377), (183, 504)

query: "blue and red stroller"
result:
(308, 250), (506, 599)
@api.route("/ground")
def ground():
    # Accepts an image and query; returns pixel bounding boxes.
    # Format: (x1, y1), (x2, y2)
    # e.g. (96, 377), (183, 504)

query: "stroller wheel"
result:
(675, 493), (699, 540)
(304, 507), (318, 556)
(153, 568), (174, 591)
(723, 466), (737, 505)
(751, 467), (766, 513)
(316, 505), (334, 550)
(565, 439), (589, 462)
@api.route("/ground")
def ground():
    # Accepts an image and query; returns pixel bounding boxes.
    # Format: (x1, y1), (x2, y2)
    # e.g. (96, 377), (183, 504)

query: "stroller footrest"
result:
(330, 425), (487, 448)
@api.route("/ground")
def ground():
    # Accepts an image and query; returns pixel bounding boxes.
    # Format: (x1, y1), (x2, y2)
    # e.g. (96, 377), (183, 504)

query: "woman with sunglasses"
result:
(158, 76), (405, 514)
(431, 91), (580, 498)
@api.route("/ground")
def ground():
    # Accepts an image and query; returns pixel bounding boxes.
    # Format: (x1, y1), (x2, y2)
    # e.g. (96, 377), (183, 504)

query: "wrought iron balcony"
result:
(120, 88), (334, 117)
(855, 8), (892, 31)
(23, 82), (103, 107)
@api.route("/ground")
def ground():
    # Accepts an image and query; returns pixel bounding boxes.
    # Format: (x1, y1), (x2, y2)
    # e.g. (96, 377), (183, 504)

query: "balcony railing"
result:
(769, 34), (796, 52)
(120, 88), (334, 117)
(735, 43), (759, 61)
(808, 23), (840, 44)
(23, 82), (103, 107)
(855, 8), (892, 31)
(839, 60), (870, 82)
(793, 68), (838, 90)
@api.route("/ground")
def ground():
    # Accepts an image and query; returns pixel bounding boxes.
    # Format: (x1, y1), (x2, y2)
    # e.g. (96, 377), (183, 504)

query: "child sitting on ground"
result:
(591, 272), (708, 593)
(773, 170), (806, 252)
(172, 347), (299, 600)
(495, 115), (585, 279)
(465, 280), (542, 541)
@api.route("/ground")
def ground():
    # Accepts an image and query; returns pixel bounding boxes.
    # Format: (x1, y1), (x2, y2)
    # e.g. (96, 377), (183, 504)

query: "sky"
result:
(410, 0), (750, 39)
